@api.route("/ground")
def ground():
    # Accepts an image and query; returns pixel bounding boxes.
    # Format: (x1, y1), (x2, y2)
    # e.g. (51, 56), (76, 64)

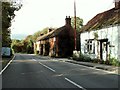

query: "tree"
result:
(41, 27), (49, 34)
(11, 27), (55, 54)
(11, 35), (34, 54)
(71, 17), (83, 32)
(11, 39), (23, 53)
(71, 17), (83, 51)
(2, 1), (22, 47)
(24, 35), (34, 54)
(32, 31), (41, 42)
(32, 27), (50, 42)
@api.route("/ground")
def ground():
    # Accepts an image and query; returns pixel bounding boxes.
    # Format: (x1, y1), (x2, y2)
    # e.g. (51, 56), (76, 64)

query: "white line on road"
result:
(65, 78), (86, 90)
(39, 62), (56, 72)
(0, 55), (15, 75)
(32, 59), (37, 61)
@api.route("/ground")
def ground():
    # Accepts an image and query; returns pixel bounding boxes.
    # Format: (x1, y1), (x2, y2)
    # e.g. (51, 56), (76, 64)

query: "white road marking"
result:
(32, 59), (56, 72)
(39, 62), (56, 72)
(65, 78), (86, 90)
(32, 59), (37, 61)
(0, 55), (15, 75)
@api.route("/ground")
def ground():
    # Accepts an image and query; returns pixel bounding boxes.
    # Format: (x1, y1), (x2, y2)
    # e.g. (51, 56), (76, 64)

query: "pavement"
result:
(56, 58), (119, 74)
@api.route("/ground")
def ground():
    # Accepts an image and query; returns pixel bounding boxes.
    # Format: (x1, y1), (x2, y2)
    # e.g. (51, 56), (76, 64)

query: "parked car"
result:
(1, 47), (13, 57)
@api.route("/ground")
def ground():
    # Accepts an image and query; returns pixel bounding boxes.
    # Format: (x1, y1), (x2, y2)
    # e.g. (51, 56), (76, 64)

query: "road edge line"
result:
(64, 60), (118, 74)
(0, 55), (15, 75)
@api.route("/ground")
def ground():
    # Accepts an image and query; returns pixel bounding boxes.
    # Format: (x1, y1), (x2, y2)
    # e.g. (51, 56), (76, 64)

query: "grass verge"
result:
(2, 55), (14, 69)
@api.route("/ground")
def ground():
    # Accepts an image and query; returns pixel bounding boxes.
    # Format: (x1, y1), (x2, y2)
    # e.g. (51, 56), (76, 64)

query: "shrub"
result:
(82, 55), (91, 62)
(78, 53), (84, 61)
(109, 57), (120, 66)
(92, 58), (99, 63)
(73, 53), (91, 62)
(51, 54), (56, 57)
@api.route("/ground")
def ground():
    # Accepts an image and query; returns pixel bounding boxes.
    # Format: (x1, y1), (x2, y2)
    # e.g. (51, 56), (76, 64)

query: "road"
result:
(2, 54), (119, 89)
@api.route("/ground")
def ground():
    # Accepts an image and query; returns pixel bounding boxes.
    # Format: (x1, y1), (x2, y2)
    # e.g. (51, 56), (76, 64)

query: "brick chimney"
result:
(65, 16), (71, 26)
(49, 28), (52, 32)
(115, 0), (120, 9)
(47, 28), (53, 34)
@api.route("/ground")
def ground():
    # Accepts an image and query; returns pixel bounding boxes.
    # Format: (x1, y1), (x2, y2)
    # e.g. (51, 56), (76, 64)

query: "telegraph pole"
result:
(74, 0), (77, 50)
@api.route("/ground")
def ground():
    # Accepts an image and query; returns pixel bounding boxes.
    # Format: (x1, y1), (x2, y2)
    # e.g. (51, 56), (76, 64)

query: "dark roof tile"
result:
(37, 25), (74, 41)
(81, 8), (120, 33)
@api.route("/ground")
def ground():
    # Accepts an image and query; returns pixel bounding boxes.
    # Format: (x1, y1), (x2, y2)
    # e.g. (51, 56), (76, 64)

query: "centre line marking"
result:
(32, 59), (37, 61)
(39, 62), (56, 72)
(65, 78), (86, 90)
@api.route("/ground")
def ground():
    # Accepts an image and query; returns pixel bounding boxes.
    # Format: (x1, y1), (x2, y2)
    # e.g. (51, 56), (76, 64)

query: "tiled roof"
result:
(36, 29), (55, 41)
(81, 7), (120, 32)
(37, 25), (73, 41)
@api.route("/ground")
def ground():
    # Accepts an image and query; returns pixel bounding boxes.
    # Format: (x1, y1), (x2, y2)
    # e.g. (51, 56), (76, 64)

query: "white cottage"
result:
(80, 1), (120, 62)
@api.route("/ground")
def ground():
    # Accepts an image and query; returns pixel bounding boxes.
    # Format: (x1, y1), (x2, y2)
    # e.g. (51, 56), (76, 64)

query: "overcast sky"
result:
(11, 0), (114, 38)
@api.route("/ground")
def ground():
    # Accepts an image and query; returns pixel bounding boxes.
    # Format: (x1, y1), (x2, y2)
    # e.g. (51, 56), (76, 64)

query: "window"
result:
(84, 39), (95, 54)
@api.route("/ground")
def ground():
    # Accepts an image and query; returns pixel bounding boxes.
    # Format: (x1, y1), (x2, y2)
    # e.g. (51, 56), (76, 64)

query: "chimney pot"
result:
(49, 28), (52, 32)
(65, 16), (71, 26)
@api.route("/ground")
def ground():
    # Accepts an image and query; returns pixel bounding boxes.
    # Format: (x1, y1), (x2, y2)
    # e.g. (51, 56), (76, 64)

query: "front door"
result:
(99, 39), (108, 61)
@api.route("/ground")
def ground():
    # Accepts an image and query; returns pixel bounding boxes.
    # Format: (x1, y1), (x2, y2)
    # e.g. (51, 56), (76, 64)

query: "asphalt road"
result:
(2, 54), (119, 89)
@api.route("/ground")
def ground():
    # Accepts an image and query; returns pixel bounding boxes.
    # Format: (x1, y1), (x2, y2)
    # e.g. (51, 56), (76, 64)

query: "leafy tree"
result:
(2, 1), (22, 47)
(32, 31), (41, 42)
(41, 27), (49, 34)
(11, 27), (55, 54)
(71, 17), (83, 51)
(32, 27), (50, 42)
(11, 35), (34, 54)
(11, 39), (23, 53)
(24, 35), (34, 54)
(71, 17), (83, 32)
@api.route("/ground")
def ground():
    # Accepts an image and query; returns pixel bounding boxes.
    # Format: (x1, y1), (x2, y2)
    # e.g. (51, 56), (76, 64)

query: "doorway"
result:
(99, 39), (108, 61)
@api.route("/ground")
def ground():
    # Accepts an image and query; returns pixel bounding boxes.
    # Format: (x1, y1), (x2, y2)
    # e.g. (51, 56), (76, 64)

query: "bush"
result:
(109, 57), (120, 66)
(73, 53), (91, 62)
(92, 58), (99, 63)
(78, 54), (84, 61)
(82, 55), (91, 62)
(72, 53), (120, 66)
(51, 54), (56, 57)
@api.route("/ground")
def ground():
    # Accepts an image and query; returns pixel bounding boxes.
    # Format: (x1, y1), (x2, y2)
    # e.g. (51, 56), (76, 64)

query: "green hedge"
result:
(73, 53), (120, 66)
(109, 57), (120, 66)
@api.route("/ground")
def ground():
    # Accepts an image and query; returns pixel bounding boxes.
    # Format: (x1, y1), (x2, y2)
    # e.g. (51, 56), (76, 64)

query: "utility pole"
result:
(74, 0), (77, 50)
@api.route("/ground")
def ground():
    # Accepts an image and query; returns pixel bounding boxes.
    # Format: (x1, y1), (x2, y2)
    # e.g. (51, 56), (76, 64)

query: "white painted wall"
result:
(36, 41), (40, 51)
(80, 25), (119, 61)
(81, 32), (88, 54)
(118, 25), (120, 61)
